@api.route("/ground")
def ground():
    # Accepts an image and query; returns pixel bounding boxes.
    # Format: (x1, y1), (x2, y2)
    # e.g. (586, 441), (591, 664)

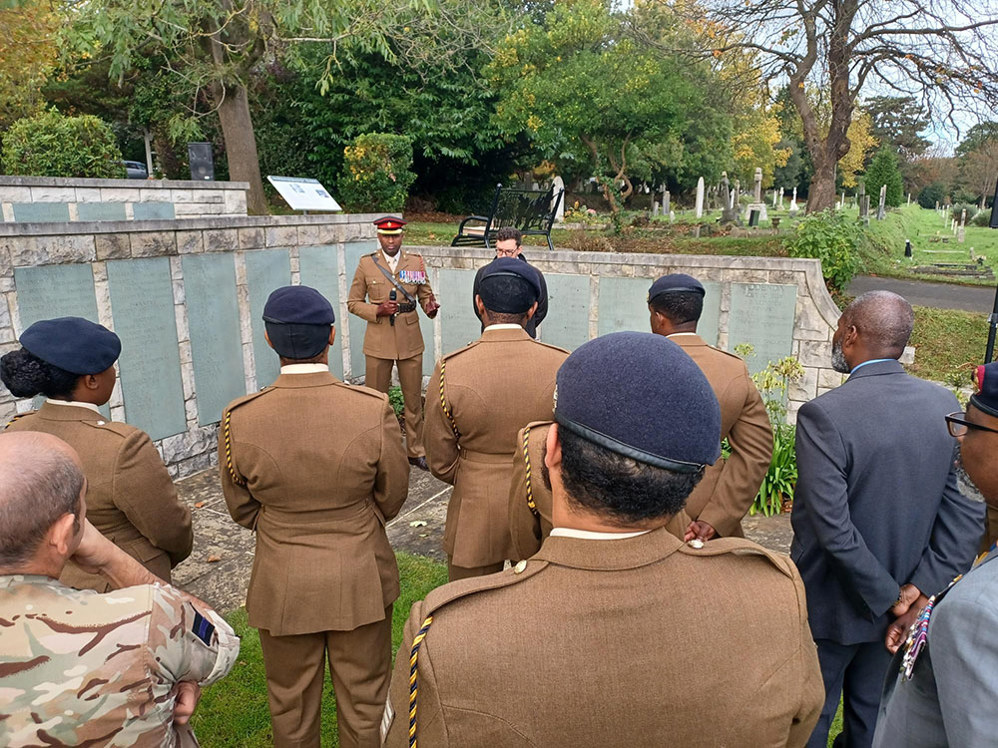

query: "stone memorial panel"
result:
(77, 202), (128, 222)
(107, 258), (186, 439)
(596, 277), (720, 344)
(243, 249), (291, 387)
(182, 253), (246, 425)
(12, 203), (71, 223)
(133, 202), (176, 221)
(439, 268), (482, 355)
(727, 282), (797, 374)
(344, 240), (379, 380)
(540, 273), (590, 351)
(297, 245), (343, 378)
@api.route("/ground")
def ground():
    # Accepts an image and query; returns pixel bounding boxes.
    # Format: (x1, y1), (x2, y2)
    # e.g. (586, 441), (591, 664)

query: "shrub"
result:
(1, 109), (125, 178)
(864, 147), (904, 208)
(339, 133), (416, 213)
(917, 183), (947, 209)
(972, 208), (992, 227)
(783, 209), (861, 291)
(949, 203), (977, 223)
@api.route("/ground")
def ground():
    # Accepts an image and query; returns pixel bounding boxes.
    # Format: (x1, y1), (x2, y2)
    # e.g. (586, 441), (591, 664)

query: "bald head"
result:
(842, 291), (914, 360)
(0, 431), (84, 567)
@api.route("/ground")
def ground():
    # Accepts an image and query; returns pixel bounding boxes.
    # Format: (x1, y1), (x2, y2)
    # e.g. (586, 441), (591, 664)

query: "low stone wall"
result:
(0, 176), (249, 222)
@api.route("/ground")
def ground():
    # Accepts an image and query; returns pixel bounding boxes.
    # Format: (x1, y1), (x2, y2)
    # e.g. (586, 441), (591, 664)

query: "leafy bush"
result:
(917, 183), (947, 209)
(783, 209), (861, 291)
(949, 203), (977, 223)
(339, 133), (416, 213)
(388, 386), (405, 417)
(864, 147), (904, 208)
(972, 208), (992, 227)
(1, 109), (125, 178)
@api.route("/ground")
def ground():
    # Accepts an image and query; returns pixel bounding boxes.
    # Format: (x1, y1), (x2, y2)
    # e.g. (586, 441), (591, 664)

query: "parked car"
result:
(122, 160), (148, 179)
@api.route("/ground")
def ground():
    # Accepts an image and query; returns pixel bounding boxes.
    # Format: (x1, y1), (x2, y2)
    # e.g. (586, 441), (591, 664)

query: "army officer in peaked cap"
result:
(1, 316), (192, 591)
(348, 216), (440, 471)
(425, 257), (568, 581)
(220, 285), (409, 748)
(384, 332), (823, 747)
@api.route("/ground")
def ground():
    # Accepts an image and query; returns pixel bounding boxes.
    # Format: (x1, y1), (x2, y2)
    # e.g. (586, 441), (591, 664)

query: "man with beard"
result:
(873, 361), (998, 746)
(791, 291), (984, 748)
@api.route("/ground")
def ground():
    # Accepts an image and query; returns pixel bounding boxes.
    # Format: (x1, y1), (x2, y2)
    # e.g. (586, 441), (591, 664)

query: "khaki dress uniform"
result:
(669, 333), (773, 537)
(219, 369), (409, 748)
(347, 249), (437, 459)
(424, 326), (568, 580)
(5, 401), (192, 591)
(507, 420), (691, 560)
(383, 527), (824, 747)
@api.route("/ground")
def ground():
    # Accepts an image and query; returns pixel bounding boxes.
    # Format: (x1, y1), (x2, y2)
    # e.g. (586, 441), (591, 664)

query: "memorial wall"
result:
(0, 214), (843, 477)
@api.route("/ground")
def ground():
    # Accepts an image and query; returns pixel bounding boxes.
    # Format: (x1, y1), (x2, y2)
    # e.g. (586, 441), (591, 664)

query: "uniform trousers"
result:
(809, 639), (892, 748)
(447, 559), (504, 581)
(366, 355), (424, 458)
(258, 606), (393, 748)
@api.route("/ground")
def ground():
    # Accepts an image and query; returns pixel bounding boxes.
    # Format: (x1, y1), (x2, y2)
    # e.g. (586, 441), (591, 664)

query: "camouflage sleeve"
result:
(146, 585), (240, 687)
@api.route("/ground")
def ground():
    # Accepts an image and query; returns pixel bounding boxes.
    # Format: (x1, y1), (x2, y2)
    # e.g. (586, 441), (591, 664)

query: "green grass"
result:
(908, 305), (989, 387)
(190, 551), (448, 747)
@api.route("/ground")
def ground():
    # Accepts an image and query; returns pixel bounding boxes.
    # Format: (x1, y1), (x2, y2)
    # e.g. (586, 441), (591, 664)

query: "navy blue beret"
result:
(478, 257), (541, 314)
(555, 332), (720, 471)
(972, 363), (998, 418)
(647, 273), (705, 304)
(20, 317), (121, 375)
(263, 286), (335, 360)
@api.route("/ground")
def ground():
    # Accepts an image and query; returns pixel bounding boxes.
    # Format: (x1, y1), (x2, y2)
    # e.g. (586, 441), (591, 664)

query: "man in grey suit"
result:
(873, 360), (998, 747)
(791, 291), (983, 748)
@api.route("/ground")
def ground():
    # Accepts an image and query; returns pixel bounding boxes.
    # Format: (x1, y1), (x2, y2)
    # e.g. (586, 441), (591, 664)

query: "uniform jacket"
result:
(384, 528), (824, 747)
(5, 401), (192, 591)
(0, 574), (237, 747)
(508, 420), (691, 560)
(347, 249), (436, 360)
(670, 334), (773, 537)
(873, 549), (998, 748)
(471, 254), (548, 338)
(791, 359), (984, 644)
(219, 370), (409, 635)
(425, 327), (567, 567)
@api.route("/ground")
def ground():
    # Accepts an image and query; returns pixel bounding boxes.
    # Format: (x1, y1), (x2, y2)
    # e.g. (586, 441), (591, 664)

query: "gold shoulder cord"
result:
(3, 413), (27, 430)
(523, 426), (539, 518)
(438, 360), (460, 439)
(223, 410), (247, 487)
(408, 614), (435, 748)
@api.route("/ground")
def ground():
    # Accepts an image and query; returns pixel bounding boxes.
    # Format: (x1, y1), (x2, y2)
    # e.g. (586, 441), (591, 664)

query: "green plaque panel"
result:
(107, 258), (186, 439)
(540, 273), (591, 351)
(728, 283), (798, 374)
(182, 254), (246, 425)
(243, 249), (292, 387)
(596, 277), (721, 344)
(344, 240), (379, 380)
(297, 245), (344, 379)
(12, 203), (71, 222)
(77, 202), (127, 221)
(439, 268), (481, 356)
(133, 202), (176, 220)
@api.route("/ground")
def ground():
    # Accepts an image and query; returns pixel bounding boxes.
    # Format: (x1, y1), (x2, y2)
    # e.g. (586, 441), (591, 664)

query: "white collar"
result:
(666, 332), (699, 338)
(549, 528), (650, 540)
(382, 250), (401, 269)
(280, 364), (329, 374)
(44, 399), (102, 415)
(484, 324), (525, 331)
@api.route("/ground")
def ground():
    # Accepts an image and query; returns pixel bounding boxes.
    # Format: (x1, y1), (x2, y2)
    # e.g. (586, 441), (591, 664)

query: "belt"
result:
(459, 449), (513, 464)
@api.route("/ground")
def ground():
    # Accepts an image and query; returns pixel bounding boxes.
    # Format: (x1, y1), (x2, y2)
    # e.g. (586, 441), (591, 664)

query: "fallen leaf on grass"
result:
(409, 520), (428, 528)
(206, 555), (222, 563)
(194, 501), (208, 509)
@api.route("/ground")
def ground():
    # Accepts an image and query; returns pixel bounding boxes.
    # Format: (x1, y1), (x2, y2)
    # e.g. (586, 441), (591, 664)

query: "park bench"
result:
(451, 183), (564, 251)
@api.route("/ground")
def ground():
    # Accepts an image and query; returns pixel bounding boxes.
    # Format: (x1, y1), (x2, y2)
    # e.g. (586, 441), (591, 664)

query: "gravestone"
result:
(243, 248), (292, 386)
(721, 189), (740, 224)
(106, 258), (186, 439)
(958, 209), (967, 243)
(753, 168), (763, 203)
(859, 195), (869, 221)
(789, 187), (799, 214)
(695, 177), (705, 219)
(877, 184), (887, 220)
(669, 210), (675, 222)
(728, 283), (798, 375)
(744, 167), (768, 223)
(652, 202), (659, 216)
(663, 190), (670, 215)
(552, 176), (565, 222)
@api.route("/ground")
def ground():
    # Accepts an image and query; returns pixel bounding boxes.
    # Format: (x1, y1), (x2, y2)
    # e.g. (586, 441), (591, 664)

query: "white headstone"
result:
(877, 184), (887, 220)
(663, 190), (670, 214)
(695, 177), (705, 219)
(669, 210), (675, 223)
(789, 187), (798, 213)
(753, 167), (763, 202)
(552, 175), (565, 222)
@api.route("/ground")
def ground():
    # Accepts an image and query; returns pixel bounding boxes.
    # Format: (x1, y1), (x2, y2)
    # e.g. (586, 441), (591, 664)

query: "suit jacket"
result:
(671, 334), (773, 537)
(425, 327), (568, 567)
(471, 253), (548, 338)
(5, 401), (192, 591)
(219, 371), (409, 635)
(873, 549), (998, 748)
(791, 359), (984, 644)
(508, 421), (691, 560)
(347, 249), (436, 360)
(383, 528), (824, 747)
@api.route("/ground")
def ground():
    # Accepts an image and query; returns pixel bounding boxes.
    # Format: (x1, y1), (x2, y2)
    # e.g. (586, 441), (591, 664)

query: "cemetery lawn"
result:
(190, 551), (448, 746)
(908, 305), (989, 387)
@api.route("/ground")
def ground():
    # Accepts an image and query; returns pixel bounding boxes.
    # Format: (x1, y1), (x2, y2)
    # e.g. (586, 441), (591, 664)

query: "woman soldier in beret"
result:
(1, 317), (193, 591)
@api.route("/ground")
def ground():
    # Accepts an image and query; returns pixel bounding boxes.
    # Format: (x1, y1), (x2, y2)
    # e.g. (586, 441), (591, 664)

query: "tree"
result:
(731, 102), (790, 188)
(0, 0), (58, 132)
(837, 111), (877, 190)
(864, 147), (904, 208)
(662, 1), (998, 213)
(958, 141), (998, 209)
(863, 96), (930, 164)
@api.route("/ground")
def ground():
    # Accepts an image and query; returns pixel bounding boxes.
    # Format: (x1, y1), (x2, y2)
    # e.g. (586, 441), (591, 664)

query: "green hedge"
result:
(2, 109), (125, 179)
(784, 210), (861, 291)
(339, 133), (416, 213)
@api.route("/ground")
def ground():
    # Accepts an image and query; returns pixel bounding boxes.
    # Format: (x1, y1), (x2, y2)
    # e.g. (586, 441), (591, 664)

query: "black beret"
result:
(263, 286), (335, 360)
(555, 332), (720, 471)
(972, 363), (998, 418)
(647, 273), (705, 304)
(478, 257), (541, 314)
(20, 317), (121, 375)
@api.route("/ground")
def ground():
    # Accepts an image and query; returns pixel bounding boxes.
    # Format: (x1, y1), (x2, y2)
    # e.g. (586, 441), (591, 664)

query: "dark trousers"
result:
(808, 639), (893, 748)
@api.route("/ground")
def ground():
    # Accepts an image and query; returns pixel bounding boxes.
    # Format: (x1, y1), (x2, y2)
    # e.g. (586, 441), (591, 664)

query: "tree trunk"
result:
(807, 155), (838, 213)
(212, 82), (268, 215)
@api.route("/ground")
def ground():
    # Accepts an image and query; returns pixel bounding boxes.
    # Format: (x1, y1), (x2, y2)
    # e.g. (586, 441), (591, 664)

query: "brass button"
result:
(687, 538), (705, 550)
(96, 420), (106, 426)
(513, 560), (527, 574)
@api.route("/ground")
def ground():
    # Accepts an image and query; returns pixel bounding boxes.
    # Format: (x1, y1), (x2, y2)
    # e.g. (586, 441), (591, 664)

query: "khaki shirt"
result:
(347, 249), (437, 360)
(0, 574), (238, 747)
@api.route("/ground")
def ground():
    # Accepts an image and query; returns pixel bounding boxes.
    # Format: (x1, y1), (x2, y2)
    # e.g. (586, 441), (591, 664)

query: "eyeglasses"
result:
(495, 248), (520, 257)
(945, 411), (998, 438)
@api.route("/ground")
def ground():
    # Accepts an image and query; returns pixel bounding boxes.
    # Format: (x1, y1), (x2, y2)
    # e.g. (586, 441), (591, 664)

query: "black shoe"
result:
(408, 456), (429, 471)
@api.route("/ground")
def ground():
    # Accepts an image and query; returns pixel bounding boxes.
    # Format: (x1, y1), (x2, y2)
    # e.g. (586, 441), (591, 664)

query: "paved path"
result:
(849, 275), (996, 313)
(171, 467), (793, 614)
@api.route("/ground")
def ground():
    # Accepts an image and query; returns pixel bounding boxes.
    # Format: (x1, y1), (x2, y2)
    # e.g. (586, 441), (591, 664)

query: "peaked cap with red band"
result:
(373, 216), (407, 235)
(971, 363), (998, 418)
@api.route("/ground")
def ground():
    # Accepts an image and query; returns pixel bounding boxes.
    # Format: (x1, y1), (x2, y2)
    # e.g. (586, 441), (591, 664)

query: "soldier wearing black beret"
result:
(471, 227), (549, 338)
(386, 331), (824, 746)
(1, 316), (193, 591)
(220, 285), (408, 748)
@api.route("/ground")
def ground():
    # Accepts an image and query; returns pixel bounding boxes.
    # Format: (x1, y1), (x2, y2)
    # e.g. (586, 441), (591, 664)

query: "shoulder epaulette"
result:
(222, 387), (273, 487)
(224, 386), (273, 413)
(331, 380), (390, 403)
(532, 340), (571, 355)
(678, 537), (794, 580)
(706, 343), (744, 361)
(3, 411), (35, 429)
(441, 340), (480, 362)
(83, 420), (135, 438)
